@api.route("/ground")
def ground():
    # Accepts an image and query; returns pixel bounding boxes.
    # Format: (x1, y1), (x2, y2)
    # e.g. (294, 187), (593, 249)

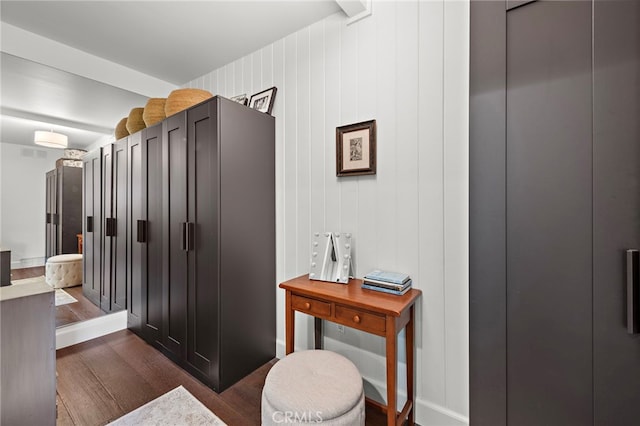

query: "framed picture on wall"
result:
(336, 119), (377, 177)
(248, 87), (277, 115)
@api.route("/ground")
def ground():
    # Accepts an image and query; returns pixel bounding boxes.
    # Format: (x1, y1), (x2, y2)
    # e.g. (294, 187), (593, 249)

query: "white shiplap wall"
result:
(186, 1), (469, 424)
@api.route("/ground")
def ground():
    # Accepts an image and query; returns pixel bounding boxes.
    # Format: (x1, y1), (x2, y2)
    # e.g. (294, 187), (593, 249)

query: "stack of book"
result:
(362, 270), (412, 295)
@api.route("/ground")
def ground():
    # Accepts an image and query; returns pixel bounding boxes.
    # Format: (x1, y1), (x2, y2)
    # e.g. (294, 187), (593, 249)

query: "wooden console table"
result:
(280, 274), (421, 426)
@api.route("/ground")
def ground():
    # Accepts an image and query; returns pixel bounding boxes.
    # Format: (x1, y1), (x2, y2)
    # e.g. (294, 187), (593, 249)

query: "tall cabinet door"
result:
(82, 149), (102, 306)
(128, 133), (143, 332)
(142, 124), (164, 344)
(129, 124), (163, 340)
(186, 100), (219, 381)
(162, 112), (188, 358)
(45, 170), (57, 259)
(101, 144), (113, 311)
(592, 1), (640, 423)
(506, 3), (593, 424)
(111, 138), (128, 312)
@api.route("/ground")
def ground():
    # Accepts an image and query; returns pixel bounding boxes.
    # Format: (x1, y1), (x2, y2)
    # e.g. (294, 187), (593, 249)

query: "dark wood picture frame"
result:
(336, 119), (376, 177)
(248, 87), (277, 115)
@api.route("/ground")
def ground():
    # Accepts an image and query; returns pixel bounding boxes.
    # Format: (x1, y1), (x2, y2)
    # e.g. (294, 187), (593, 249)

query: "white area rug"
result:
(108, 386), (227, 426)
(11, 276), (78, 306)
(55, 288), (77, 306)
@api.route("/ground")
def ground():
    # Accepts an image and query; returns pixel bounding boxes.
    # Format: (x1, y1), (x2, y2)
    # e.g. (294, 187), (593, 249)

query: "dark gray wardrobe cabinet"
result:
(45, 166), (82, 259)
(127, 96), (276, 392)
(82, 139), (128, 314)
(127, 123), (163, 341)
(82, 149), (102, 306)
(470, 1), (640, 425)
(102, 138), (128, 313)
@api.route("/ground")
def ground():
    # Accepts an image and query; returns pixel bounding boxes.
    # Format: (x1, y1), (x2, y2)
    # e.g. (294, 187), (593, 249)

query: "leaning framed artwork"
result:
(336, 119), (376, 177)
(248, 87), (277, 115)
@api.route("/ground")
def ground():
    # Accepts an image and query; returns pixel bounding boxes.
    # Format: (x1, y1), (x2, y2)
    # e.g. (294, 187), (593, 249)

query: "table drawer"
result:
(292, 295), (332, 317)
(335, 305), (386, 334)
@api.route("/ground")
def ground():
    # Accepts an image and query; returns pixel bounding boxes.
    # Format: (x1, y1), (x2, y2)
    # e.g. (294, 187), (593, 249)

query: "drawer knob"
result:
(353, 315), (361, 324)
(304, 302), (311, 309)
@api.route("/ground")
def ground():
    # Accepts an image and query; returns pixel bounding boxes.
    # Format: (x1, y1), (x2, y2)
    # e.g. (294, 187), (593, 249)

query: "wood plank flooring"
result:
(56, 330), (390, 425)
(55, 285), (104, 327)
(10, 265), (45, 280)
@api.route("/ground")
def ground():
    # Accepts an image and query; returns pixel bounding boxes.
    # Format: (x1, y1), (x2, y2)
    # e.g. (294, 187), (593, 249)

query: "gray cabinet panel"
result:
(506, 2), (593, 424)
(469, 0), (508, 424)
(593, 1), (640, 424)
(218, 98), (276, 390)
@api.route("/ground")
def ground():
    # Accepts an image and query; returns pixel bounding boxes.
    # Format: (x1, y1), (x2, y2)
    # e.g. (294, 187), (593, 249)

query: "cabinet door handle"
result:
(46, 213), (51, 224)
(86, 216), (94, 233)
(105, 218), (116, 237)
(181, 222), (187, 251)
(187, 222), (195, 251)
(137, 220), (147, 243)
(627, 249), (639, 334)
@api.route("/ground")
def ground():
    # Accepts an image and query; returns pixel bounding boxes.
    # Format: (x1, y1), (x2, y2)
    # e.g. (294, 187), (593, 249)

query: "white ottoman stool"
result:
(45, 254), (83, 289)
(261, 350), (365, 425)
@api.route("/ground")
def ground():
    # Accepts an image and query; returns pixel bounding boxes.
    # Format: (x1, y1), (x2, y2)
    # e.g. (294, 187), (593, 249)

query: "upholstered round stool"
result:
(45, 254), (83, 288)
(261, 350), (365, 425)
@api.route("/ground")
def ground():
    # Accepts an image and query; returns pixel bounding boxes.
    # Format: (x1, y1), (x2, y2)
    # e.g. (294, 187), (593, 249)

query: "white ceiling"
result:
(0, 0), (344, 149)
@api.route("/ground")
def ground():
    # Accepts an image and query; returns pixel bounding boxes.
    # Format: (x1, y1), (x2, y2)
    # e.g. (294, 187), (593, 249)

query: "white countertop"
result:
(0, 280), (53, 302)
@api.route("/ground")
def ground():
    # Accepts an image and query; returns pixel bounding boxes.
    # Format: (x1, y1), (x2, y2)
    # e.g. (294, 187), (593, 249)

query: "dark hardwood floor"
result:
(56, 330), (389, 425)
(55, 285), (104, 327)
(11, 266), (104, 327)
(10, 265), (45, 280)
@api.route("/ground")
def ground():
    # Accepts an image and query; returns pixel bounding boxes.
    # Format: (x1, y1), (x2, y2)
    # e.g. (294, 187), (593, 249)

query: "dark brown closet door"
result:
(82, 149), (101, 306)
(506, 2), (593, 424)
(593, 1), (640, 423)
(162, 112), (188, 358)
(142, 124), (163, 344)
(186, 99), (218, 382)
(45, 170), (57, 259)
(128, 132), (142, 332)
(111, 138), (128, 312)
(101, 144), (113, 310)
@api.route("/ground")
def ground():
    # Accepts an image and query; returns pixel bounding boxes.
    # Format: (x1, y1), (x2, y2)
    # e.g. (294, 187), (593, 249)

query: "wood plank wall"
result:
(185, 2), (469, 424)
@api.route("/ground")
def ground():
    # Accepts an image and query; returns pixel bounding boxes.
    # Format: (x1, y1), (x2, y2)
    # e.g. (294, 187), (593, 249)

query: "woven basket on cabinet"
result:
(142, 98), (167, 126)
(165, 88), (213, 117)
(126, 107), (146, 134)
(115, 117), (130, 140)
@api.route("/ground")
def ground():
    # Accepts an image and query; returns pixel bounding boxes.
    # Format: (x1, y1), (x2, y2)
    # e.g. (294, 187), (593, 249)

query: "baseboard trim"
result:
(56, 310), (127, 350)
(275, 339), (468, 425)
(11, 257), (45, 269)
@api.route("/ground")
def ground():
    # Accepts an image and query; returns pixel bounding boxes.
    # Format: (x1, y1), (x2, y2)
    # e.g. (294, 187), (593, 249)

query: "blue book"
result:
(362, 283), (411, 296)
(363, 278), (412, 291)
(364, 269), (411, 285)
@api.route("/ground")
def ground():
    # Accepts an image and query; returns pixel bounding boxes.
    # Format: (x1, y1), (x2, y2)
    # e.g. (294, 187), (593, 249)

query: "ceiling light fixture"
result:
(34, 130), (68, 149)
